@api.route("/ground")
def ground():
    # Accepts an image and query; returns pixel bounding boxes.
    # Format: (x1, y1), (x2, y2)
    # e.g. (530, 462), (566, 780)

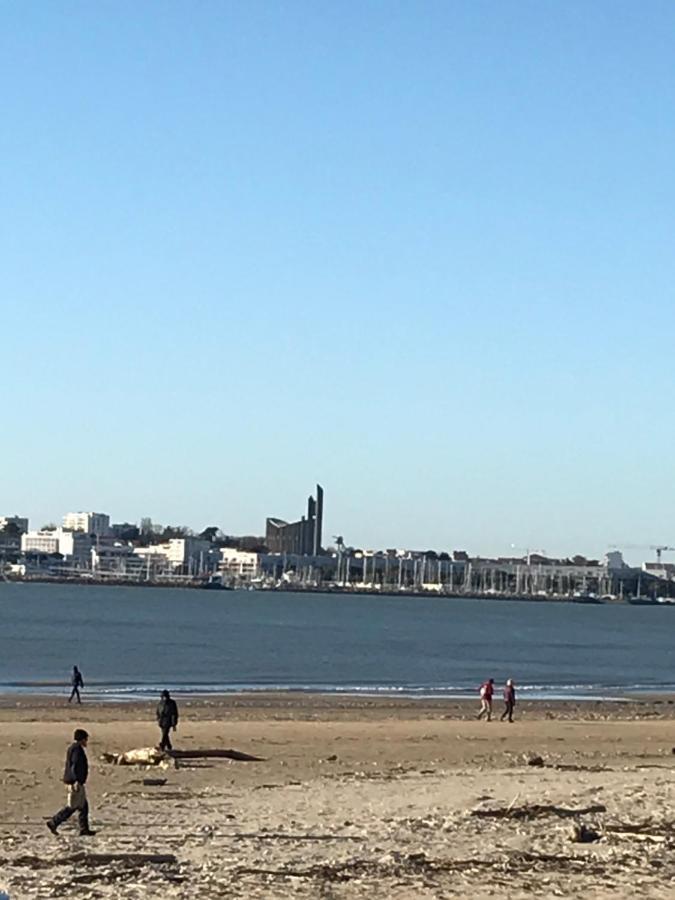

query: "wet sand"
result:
(1, 694), (675, 898)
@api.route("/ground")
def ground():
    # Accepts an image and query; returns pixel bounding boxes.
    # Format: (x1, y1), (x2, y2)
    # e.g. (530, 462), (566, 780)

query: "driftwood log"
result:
(168, 749), (264, 762)
(75, 852), (177, 866)
(471, 803), (606, 821)
(2, 852), (177, 868)
(101, 746), (263, 766)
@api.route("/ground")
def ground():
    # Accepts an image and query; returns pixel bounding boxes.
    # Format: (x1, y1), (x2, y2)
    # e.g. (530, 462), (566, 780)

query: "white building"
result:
(22, 530), (60, 555)
(22, 528), (92, 564)
(62, 512), (111, 536)
(132, 545), (172, 576)
(91, 544), (145, 577)
(133, 538), (214, 575)
(643, 562), (675, 581)
(220, 548), (260, 580)
(165, 538), (211, 570)
(0, 516), (29, 534)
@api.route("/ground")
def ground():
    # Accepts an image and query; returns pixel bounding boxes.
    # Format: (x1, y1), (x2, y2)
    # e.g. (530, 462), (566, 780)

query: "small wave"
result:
(2, 679), (675, 702)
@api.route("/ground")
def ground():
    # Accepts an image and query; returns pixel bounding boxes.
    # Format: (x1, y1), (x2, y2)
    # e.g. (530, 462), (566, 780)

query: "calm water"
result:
(1, 582), (674, 699)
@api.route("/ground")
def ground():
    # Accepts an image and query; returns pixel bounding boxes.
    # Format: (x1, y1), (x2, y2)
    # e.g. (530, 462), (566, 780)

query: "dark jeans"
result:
(50, 800), (90, 834)
(69, 686), (81, 704)
(501, 701), (515, 722)
(159, 726), (173, 751)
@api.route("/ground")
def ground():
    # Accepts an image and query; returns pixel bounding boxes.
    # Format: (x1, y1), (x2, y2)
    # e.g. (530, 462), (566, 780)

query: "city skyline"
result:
(5, 496), (669, 568)
(3, 3), (675, 559)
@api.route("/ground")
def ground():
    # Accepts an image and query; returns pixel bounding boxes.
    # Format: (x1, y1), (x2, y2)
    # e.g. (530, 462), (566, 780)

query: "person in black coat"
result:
(47, 728), (95, 836)
(69, 666), (84, 704)
(156, 690), (179, 751)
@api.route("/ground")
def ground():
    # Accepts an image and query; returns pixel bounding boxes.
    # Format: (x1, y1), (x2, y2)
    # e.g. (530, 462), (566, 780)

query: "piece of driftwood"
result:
(101, 747), (263, 766)
(1, 852), (177, 869)
(73, 852), (178, 867)
(471, 803), (606, 821)
(230, 850), (603, 883)
(142, 777), (168, 786)
(168, 749), (264, 762)
(605, 820), (675, 837)
(610, 832), (667, 843)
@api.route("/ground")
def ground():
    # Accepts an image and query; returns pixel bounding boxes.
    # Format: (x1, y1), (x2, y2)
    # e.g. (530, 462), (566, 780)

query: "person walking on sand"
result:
(68, 666), (84, 704)
(156, 690), (179, 751)
(477, 678), (495, 721)
(47, 728), (96, 836)
(500, 678), (516, 723)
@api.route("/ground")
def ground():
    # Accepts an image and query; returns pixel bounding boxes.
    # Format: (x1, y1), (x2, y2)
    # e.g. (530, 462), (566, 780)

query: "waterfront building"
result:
(0, 516), (29, 534)
(111, 522), (140, 540)
(605, 551), (627, 570)
(643, 561), (675, 581)
(21, 528), (92, 564)
(62, 511), (111, 536)
(219, 548), (260, 580)
(266, 484), (324, 556)
(132, 537), (215, 575)
(91, 543), (145, 578)
(132, 544), (172, 576)
(0, 530), (22, 562)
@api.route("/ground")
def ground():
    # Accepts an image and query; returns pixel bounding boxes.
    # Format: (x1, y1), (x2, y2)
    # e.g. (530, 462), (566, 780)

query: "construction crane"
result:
(609, 544), (675, 564)
(653, 546), (675, 564)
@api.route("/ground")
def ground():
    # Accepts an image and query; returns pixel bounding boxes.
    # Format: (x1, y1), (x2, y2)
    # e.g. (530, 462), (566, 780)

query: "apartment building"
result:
(62, 511), (111, 536)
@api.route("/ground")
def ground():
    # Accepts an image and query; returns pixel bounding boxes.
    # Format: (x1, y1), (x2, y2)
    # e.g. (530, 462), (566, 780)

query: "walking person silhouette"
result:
(69, 666), (84, 704)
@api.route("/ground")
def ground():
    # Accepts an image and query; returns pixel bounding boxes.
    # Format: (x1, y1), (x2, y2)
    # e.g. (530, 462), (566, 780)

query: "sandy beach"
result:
(1, 694), (675, 898)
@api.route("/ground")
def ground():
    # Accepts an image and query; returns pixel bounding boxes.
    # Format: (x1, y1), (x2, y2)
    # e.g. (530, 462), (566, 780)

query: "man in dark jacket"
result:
(156, 690), (179, 751)
(47, 728), (96, 836)
(69, 666), (84, 704)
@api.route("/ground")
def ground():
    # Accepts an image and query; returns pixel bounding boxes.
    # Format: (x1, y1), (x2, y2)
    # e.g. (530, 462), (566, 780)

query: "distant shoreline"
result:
(1, 575), (666, 605)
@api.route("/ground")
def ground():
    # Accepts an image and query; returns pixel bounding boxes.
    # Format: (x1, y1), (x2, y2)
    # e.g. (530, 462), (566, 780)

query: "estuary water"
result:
(0, 582), (674, 700)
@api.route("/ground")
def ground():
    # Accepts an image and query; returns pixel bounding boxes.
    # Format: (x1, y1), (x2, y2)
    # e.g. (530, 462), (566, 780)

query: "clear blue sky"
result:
(3, 1), (675, 561)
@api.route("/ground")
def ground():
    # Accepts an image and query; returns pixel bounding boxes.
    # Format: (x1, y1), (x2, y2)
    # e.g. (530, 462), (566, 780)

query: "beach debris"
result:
(569, 823), (601, 843)
(169, 748), (264, 762)
(100, 747), (263, 766)
(604, 818), (675, 840)
(100, 748), (168, 767)
(228, 848), (635, 883)
(526, 754), (545, 767)
(609, 831), (667, 843)
(0, 852), (177, 869)
(141, 778), (168, 786)
(471, 803), (606, 821)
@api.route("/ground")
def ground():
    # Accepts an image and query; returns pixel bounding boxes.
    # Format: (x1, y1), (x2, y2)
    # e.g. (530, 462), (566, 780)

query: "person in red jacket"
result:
(500, 679), (516, 722)
(477, 678), (495, 721)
